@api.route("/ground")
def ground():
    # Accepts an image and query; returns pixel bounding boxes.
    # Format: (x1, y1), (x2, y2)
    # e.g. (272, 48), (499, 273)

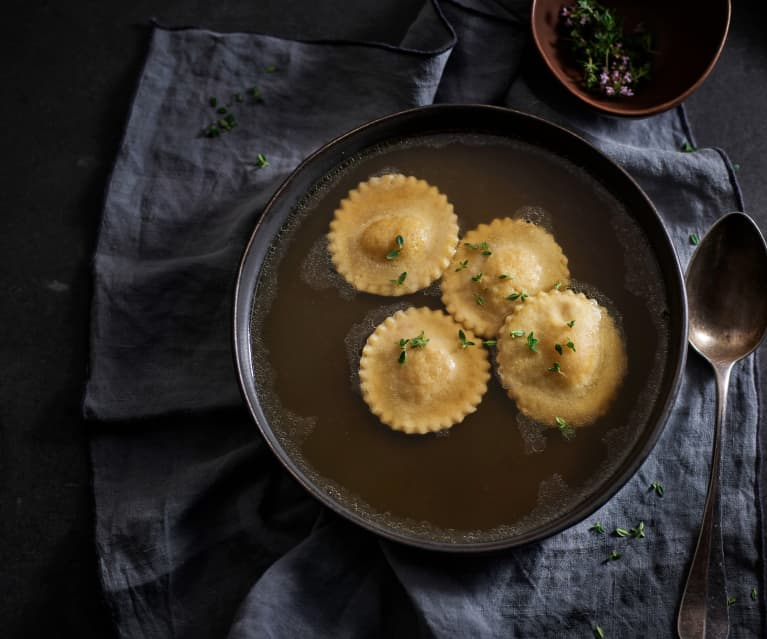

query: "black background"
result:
(3, 1), (765, 636)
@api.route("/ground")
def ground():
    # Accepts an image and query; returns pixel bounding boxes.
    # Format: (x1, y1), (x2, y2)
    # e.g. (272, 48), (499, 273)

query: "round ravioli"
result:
(496, 289), (627, 427)
(441, 218), (570, 338)
(328, 174), (459, 296)
(359, 306), (490, 434)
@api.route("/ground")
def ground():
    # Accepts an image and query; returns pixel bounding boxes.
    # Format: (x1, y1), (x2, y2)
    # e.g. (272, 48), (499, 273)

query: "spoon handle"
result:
(677, 363), (732, 639)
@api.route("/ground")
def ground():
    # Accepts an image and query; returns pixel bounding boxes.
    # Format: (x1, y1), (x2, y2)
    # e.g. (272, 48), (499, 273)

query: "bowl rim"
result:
(232, 103), (689, 552)
(530, 0), (732, 117)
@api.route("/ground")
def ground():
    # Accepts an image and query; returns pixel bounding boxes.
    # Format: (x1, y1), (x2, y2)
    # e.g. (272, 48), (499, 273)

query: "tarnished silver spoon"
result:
(678, 212), (767, 639)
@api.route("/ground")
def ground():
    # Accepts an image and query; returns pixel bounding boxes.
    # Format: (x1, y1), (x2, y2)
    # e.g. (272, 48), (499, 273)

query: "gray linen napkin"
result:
(88, 1), (764, 637)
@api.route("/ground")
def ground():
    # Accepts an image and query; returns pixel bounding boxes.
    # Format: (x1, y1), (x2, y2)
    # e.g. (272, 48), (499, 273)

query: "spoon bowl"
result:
(678, 212), (767, 639)
(687, 213), (767, 364)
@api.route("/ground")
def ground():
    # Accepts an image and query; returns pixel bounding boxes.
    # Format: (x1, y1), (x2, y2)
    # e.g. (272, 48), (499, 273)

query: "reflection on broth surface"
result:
(250, 133), (669, 543)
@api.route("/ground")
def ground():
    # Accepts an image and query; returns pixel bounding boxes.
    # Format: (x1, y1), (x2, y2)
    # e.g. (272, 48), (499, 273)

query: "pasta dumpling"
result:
(359, 306), (490, 434)
(328, 174), (459, 296)
(441, 218), (569, 338)
(496, 289), (627, 427)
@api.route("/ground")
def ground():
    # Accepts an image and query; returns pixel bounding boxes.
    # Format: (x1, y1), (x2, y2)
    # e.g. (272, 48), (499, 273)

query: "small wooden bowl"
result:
(531, 0), (731, 117)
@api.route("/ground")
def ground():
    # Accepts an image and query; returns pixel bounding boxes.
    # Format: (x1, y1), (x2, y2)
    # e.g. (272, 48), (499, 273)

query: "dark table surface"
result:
(3, 1), (766, 636)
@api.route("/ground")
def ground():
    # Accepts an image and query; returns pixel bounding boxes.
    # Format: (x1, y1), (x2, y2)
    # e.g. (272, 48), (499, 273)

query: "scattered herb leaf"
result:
(554, 280), (562, 290)
(471, 272), (484, 282)
(464, 241), (492, 255)
(475, 293), (485, 306)
(650, 481), (664, 497)
(727, 596), (736, 607)
(614, 528), (630, 538)
(547, 362), (563, 375)
(609, 550), (622, 561)
(566, 319), (576, 328)
(398, 350), (407, 365)
(256, 153), (270, 168)
(483, 339), (497, 347)
(250, 86), (263, 102)
(458, 329), (475, 348)
(689, 233), (699, 246)
(567, 340), (576, 352)
(209, 96), (218, 107)
(630, 521), (645, 539)
(455, 260), (469, 272)
(390, 271), (407, 286)
(752, 587), (758, 602)
(526, 331), (539, 352)
(410, 331), (429, 349)
(555, 416), (575, 440)
(386, 235), (405, 260)
(555, 343), (563, 355)
(498, 273), (514, 280)
(681, 141), (697, 153)
(590, 522), (606, 534)
(734, 163), (741, 172)
(217, 106), (228, 115)
(510, 329), (526, 338)
(507, 292), (522, 301)
(594, 626), (605, 639)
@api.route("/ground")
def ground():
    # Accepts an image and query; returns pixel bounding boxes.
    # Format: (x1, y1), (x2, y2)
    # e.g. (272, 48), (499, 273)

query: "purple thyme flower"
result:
(599, 72), (610, 85)
(620, 86), (634, 96)
(623, 72), (632, 83)
(604, 86), (616, 96)
(560, 6), (570, 16)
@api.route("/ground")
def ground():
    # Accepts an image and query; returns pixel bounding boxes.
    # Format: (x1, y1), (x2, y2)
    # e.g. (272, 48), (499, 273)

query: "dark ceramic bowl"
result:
(233, 105), (688, 552)
(531, 0), (731, 117)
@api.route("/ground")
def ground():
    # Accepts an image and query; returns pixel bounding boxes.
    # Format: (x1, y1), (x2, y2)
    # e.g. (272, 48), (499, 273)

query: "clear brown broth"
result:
(252, 134), (668, 543)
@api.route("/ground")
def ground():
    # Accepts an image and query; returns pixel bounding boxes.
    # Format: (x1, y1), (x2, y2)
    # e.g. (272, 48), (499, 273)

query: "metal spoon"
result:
(678, 212), (767, 639)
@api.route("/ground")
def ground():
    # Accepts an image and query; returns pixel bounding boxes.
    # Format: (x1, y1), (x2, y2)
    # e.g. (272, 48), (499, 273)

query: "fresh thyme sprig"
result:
(397, 331), (429, 364)
(559, 0), (653, 98)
